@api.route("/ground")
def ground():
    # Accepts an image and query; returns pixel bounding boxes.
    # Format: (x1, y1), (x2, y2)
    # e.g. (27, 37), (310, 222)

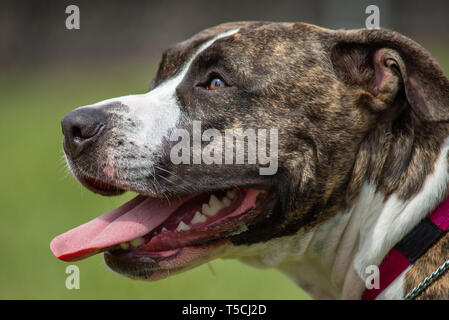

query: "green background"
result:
(1, 44), (448, 299)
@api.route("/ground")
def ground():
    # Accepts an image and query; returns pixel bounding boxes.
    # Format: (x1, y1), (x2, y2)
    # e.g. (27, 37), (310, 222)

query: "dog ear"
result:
(331, 29), (449, 122)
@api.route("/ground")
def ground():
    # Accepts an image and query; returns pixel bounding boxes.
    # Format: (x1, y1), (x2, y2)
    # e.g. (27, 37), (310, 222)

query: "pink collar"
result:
(362, 195), (449, 299)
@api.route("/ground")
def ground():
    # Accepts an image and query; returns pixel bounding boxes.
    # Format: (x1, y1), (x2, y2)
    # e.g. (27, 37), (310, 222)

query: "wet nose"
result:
(61, 107), (105, 158)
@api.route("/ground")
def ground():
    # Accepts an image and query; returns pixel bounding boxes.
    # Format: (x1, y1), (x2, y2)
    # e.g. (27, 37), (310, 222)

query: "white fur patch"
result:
(86, 28), (239, 155)
(354, 136), (449, 280)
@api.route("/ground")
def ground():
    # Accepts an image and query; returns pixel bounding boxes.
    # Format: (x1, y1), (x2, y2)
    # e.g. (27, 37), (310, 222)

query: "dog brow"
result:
(175, 28), (240, 83)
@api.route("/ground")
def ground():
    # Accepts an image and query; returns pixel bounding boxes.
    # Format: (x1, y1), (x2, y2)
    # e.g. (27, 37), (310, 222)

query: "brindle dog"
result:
(52, 22), (449, 299)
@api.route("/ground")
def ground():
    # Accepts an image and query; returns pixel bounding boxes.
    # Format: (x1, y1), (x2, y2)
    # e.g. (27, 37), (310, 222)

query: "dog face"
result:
(52, 22), (449, 281)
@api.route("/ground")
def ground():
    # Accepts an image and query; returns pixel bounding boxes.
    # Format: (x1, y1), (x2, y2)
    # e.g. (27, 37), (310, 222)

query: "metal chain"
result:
(404, 257), (449, 300)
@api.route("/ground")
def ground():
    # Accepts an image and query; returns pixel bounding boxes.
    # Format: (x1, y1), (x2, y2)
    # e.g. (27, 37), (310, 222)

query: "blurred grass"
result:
(1, 43), (448, 299)
(0, 58), (308, 299)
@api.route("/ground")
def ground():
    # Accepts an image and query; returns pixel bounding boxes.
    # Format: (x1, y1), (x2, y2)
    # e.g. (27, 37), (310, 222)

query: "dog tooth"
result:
(191, 211), (207, 224)
(226, 189), (237, 199)
(203, 206), (219, 216)
(130, 237), (144, 248)
(202, 203), (211, 214)
(209, 194), (220, 206)
(202, 204), (216, 216)
(120, 242), (129, 250)
(161, 227), (168, 232)
(203, 195), (224, 216)
(176, 221), (191, 232)
(222, 196), (231, 207)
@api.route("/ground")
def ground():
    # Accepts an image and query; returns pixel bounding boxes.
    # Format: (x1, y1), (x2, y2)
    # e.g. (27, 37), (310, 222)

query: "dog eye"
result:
(207, 77), (227, 90)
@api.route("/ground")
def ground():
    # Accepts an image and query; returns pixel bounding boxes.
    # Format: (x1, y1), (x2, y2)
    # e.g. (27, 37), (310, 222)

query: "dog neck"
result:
(230, 136), (449, 299)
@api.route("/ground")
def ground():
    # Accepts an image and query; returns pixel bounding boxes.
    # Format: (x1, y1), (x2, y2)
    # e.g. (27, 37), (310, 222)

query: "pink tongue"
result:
(50, 195), (187, 262)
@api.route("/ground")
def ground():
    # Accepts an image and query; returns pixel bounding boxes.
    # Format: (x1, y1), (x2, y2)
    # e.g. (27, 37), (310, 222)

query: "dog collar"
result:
(362, 195), (449, 300)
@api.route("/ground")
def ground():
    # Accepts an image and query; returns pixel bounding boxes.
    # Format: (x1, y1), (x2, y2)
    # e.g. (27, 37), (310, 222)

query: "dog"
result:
(51, 21), (449, 299)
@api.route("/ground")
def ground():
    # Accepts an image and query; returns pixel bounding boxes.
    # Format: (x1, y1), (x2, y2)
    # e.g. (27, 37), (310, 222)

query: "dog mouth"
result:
(50, 176), (276, 280)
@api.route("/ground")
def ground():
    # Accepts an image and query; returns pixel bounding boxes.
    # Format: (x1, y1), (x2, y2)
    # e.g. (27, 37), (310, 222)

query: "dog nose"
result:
(61, 108), (105, 158)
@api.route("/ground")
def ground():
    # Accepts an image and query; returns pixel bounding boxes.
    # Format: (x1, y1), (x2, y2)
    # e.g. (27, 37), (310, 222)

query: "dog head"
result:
(51, 22), (449, 281)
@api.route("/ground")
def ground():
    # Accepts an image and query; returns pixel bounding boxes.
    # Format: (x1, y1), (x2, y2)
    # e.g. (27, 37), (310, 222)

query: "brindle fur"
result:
(405, 233), (449, 299)
(67, 22), (449, 297)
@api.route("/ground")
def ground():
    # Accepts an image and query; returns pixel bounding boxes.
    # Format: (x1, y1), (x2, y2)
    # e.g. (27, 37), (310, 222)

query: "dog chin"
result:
(103, 240), (231, 281)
